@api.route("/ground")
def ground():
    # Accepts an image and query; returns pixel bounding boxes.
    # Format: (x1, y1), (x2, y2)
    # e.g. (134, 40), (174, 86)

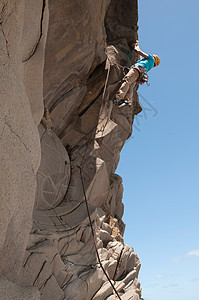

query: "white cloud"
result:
(172, 250), (199, 262)
(186, 250), (199, 257)
(156, 273), (167, 279)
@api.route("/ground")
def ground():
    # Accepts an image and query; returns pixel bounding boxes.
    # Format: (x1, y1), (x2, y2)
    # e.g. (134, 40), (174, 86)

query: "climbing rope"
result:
(79, 65), (111, 167)
(102, 66), (110, 103)
(76, 65), (122, 299)
(95, 57), (130, 138)
(78, 166), (122, 300)
(115, 62), (130, 76)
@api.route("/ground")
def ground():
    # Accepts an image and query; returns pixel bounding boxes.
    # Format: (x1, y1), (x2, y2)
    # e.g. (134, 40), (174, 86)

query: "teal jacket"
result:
(133, 54), (155, 72)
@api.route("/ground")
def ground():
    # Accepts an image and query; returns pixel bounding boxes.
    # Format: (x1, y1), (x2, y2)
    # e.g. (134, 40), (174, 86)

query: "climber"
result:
(115, 40), (160, 107)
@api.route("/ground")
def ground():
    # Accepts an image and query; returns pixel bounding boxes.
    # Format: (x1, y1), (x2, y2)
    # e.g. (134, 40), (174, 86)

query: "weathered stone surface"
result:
(0, 0), (48, 288)
(0, 276), (40, 300)
(93, 280), (114, 300)
(44, 0), (110, 114)
(22, 0), (49, 125)
(105, 0), (138, 44)
(0, 0), (143, 299)
(35, 124), (70, 210)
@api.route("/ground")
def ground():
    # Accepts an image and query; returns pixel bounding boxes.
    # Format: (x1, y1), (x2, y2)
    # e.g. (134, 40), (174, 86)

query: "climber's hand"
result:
(131, 40), (148, 58)
(134, 45), (140, 52)
(132, 40), (140, 51)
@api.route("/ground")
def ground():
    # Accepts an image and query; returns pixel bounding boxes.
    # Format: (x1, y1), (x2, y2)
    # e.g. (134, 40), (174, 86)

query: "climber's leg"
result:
(125, 84), (135, 105)
(126, 67), (140, 84)
(116, 68), (139, 101)
(116, 80), (130, 100)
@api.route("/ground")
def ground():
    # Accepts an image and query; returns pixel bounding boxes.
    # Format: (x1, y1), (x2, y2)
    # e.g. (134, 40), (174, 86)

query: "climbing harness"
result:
(116, 63), (150, 86)
(134, 66), (150, 86)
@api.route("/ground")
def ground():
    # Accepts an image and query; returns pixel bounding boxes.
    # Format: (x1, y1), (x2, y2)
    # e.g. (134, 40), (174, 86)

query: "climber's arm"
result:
(132, 40), (149, 58)
(136, 48), (149, 58)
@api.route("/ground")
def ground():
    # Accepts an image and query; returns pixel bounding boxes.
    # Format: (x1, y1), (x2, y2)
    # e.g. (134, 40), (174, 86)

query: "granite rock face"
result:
(0, 0), (48, 285)
(0, 0), (143, 299)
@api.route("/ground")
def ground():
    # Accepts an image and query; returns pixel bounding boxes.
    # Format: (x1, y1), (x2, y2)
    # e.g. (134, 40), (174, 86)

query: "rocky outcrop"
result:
(0, 0), (143, 299)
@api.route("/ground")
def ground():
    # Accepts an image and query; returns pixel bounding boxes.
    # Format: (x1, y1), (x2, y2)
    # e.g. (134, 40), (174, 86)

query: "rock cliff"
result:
(0, 0), (143, 299)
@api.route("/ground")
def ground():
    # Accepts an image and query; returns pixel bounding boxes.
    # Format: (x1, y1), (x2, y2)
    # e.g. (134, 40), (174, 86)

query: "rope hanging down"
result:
(58, 63), (121, 299)
(80, 64), (110, 167)
(77, 65), (122, 299)
(78, 166), (122, 300)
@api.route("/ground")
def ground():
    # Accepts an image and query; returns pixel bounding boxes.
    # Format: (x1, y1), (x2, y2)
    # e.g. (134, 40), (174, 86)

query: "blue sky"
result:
(116, 1), (199, 299)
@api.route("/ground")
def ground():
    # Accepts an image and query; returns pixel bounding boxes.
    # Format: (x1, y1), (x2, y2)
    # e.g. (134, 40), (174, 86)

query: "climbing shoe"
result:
(118, 100), (131, 107)
(114, 99), (130, 107)
(113, 99), (122, 104)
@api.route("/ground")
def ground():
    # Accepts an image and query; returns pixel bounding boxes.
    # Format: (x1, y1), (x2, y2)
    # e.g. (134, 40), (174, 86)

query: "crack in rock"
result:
(5, 121), (32, 154)
(0, 24), (10, 58)
(39, 274), (53, 292)
(33, 260), (47, 286)
(22, 0), (46, 63)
